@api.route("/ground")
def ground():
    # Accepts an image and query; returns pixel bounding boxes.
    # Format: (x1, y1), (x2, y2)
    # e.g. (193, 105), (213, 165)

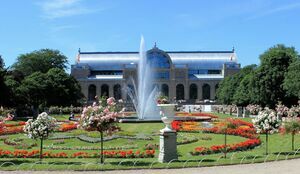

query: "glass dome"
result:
(147, 46), (172, 68)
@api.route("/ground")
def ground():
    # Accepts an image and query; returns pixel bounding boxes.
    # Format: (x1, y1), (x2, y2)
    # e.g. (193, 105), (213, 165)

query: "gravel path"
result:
(1, 159), (300, 174)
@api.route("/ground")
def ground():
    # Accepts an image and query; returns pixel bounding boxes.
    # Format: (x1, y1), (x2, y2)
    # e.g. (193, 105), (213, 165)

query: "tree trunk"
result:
(265, 131), (268, 155)
(292, 132), (295, 151)
(100, 131), (104, 164)
(224, 130), (227, 158)
(40, 138), (43, 161)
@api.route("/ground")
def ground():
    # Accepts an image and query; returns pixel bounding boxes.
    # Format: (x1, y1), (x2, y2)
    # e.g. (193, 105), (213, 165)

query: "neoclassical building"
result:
(71, 45), (240, 103)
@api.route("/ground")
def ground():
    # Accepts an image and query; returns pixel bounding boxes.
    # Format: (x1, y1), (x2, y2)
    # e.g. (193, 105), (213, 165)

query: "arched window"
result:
(113, 84), (122, 100)
(176, 84), (185, 100)
(161, 84), (169, 97)
(189, 84), (198, 99)
(88, 84), (96, 101)
(202, 84), (211, 100)
(101, 84), (109, 98)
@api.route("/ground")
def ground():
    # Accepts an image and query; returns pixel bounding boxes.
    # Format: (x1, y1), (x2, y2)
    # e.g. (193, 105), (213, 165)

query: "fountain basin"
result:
(118, 113), (212, 123)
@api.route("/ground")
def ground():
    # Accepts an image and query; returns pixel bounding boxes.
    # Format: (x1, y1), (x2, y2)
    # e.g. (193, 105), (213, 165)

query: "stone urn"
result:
(157, 104), (177, 132)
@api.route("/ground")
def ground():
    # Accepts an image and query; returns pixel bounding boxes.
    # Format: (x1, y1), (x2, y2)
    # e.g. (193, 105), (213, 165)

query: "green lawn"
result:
(0, 113), (299, 170)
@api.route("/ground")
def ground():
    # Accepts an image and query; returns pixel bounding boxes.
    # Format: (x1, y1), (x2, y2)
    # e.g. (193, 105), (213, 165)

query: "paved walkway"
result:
(1, 158), (300, 174)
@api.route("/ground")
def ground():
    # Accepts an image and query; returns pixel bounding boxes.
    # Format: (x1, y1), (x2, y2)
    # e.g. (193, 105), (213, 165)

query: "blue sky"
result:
(1, 0), (300, 70)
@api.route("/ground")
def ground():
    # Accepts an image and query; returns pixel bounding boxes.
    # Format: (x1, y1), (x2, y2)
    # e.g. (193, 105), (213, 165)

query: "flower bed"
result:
(44, 145), (138, 151)
(3, 137), (37, 149)
(191, 139), (261, 155)
(171, 121), (202, 131)
(177, 137), (198, 145)
(0, 126), (24, 135)
(191, 118), (261, 155)
(176, 112), (218, 118)
(3, 122), (26, 127)
(58, 122), (78, 132)
(202, 127), (258, 139)
(0, 149), (155, 158)
(226, 118), (254, 128)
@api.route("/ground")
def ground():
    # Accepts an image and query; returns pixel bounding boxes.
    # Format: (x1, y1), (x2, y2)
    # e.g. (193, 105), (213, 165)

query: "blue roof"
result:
(75, 49), (238, 71)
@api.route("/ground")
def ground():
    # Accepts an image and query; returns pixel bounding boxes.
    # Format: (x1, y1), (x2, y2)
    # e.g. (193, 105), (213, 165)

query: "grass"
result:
(0, 113), (299, 170)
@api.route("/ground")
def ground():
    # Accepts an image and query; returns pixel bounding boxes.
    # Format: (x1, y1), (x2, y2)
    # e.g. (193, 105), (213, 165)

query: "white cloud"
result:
(50, 25), (78, 32)
(38, 0), (98, 19)
(246, 2), (300, 20)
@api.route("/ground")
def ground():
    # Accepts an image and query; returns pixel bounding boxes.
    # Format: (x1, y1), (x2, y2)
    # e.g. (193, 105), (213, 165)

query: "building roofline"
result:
(79, 50), (234, 54)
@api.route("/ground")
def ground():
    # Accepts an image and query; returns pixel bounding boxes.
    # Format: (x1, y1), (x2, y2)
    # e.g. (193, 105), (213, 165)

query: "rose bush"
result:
(23, 112), (57, 160)
(252, 108), (281, 154)
(79, 96), (123, 163)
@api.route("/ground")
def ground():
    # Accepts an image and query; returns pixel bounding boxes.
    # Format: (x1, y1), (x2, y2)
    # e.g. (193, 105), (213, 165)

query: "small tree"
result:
(23, 112), (57, 160)
(283, 119), (300, 151)
(252, 108), (281, 155)
(220, 121), (237, 158)
(79, 97), (121, 163)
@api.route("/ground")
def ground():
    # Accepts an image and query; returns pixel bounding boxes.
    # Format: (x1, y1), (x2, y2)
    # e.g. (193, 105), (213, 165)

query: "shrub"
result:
(0, 107), (16, 117)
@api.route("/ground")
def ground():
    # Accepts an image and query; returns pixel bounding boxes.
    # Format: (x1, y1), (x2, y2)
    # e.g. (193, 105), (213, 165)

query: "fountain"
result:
(126, 36), (160, 120)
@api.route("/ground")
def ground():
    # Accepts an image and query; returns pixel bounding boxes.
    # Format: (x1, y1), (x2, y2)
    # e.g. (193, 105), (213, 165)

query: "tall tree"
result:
(233, 72), (255, 106)
(17, 72), (48, 117)
(0, 55), (4, 69)
(216, 64), (257, 105)
(0, 69), (9, 106)
(283, 59), (300, 99)
(255, 44), (298, 108)
(12, 49), (68, 76)
(0, 56), (10, 106)
(5, 49), (83, 116)
(46, 68), (83, 106)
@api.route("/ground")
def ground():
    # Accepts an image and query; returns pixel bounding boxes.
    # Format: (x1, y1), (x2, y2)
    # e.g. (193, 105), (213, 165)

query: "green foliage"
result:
(284, 119), (300, 135)
(0, 55), (4, 69)
(255, 45), (298, 108)
(45, 68), (83, 106)
(283, 119), (300, 150)
(48, 106), (82, 114)
(217, 44), (299, 107)
(0, 69), (9, 106)
(233, 73), (255, 106)
(216, 76), (234, 104)
(216, 64), (257, 105)
(1, 49), (83, 116)
(12, 49), (68, 76)
(284, 60), (300, 98)
(17, 72), (48, 108)
(0, 108), (15, 117)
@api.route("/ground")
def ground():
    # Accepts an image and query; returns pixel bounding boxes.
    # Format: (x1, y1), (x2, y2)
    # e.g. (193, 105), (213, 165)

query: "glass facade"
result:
(147, 51), (171, 68)
(73, 49), (241, 102)
(91, 70), (123, 75)
(154, 72), (170, 79)
(188, 69), (221, 79)
(225, 62), (240, 69)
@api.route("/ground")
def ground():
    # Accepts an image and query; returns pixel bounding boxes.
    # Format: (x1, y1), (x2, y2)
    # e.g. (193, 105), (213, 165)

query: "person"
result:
(69, 112), (75, 121)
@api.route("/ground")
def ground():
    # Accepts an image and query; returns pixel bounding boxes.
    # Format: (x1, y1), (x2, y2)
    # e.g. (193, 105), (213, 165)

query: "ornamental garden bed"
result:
(0, 113), (298, 170)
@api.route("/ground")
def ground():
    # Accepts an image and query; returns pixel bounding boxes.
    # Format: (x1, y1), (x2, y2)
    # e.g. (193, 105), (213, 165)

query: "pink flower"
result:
(104, 108), (109, 113)
(107, 97), (115, 106)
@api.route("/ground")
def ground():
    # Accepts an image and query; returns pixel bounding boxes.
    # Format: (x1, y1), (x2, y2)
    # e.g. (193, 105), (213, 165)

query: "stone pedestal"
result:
(237, 107), (243, 117)
(158, 130), (178, 163)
